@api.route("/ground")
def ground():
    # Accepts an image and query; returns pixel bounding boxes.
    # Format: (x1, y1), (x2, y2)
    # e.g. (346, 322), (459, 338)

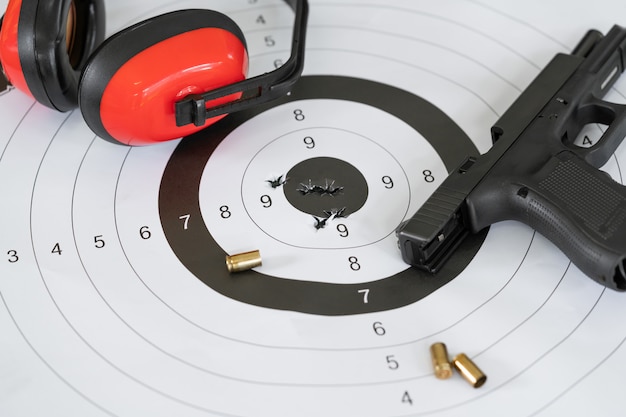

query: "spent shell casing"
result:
(430, 342), (452, 379)
(226, 250), (262, 273)
(453, 353), (487, 388)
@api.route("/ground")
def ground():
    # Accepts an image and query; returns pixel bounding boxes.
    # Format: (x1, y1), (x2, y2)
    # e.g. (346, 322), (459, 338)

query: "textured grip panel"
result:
(539, 158), (626, 240)
(525, 152), (626, 289)
(528, 198), (603, 266)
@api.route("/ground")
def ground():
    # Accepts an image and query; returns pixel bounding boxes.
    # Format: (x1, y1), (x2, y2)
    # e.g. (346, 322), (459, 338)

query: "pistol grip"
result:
(471, 151), (626, 290)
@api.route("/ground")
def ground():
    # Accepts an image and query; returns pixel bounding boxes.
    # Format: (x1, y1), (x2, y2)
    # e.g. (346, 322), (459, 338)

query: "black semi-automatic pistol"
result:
(397, 25), (626, 291)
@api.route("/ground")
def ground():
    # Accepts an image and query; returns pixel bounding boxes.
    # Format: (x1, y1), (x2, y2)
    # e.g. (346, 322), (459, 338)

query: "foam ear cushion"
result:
(78, 9), (249, 146)
(0, 0), (105, 111)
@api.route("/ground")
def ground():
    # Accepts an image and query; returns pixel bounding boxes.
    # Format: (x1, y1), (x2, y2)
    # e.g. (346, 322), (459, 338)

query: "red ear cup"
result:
(78, 9), (249, 146)
(0, 0), (31, 97)
(0, 0), (105, 111)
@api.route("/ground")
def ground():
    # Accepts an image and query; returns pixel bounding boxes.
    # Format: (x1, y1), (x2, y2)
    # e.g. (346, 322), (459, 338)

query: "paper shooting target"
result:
(2, 1), (626, 416)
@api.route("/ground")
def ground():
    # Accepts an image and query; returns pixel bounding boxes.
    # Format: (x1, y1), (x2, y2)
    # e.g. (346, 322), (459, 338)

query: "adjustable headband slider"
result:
(175, 96), (200, 127)
(174, 0), (308, 129)
(185, 94), (207, 127)
(174, 84), (261, 127)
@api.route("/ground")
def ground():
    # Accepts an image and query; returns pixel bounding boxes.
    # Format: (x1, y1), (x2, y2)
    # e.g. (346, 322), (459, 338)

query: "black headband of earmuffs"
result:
(174, 0), (309, 128)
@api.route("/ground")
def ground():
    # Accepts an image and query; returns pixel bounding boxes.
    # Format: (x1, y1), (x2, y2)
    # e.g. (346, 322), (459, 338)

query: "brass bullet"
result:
(453, 353), (487, 388)
(430, 342), (452, 379)
(226, 250), (262, 273)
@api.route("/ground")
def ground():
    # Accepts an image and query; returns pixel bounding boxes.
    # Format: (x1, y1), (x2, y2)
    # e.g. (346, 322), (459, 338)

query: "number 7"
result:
(179, 214), (191, 230)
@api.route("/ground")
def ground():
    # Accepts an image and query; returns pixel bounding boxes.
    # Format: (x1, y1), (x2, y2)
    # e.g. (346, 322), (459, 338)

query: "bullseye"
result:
(284, 157), (368, 219)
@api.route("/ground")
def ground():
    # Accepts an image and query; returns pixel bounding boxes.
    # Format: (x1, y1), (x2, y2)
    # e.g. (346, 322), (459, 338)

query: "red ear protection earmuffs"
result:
(0, 0), (308, 146)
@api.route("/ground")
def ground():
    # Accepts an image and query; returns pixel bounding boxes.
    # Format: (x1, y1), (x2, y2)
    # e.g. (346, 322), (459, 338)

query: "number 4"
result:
(52, 243), (62, 255)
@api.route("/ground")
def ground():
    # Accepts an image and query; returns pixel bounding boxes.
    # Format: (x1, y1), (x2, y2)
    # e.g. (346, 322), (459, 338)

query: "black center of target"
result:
(159, 75), (488, 316)
(284, 157), (368, 218)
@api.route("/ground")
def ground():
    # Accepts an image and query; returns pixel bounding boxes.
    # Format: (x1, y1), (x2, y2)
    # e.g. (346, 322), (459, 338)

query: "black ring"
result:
(159, 75), (487, 316)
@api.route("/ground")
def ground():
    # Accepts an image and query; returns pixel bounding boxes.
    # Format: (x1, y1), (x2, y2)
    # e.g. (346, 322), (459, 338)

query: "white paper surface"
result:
(2, 1), (626, 416)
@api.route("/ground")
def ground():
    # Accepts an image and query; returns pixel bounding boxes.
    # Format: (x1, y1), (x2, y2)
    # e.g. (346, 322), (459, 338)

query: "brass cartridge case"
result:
(226, 250), (262, 273)
(453, 353), (487, 388)
(430, 342), (452, 379)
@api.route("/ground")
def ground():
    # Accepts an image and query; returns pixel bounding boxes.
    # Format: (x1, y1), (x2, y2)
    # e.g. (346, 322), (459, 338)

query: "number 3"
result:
(8, 250), (19, 263)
